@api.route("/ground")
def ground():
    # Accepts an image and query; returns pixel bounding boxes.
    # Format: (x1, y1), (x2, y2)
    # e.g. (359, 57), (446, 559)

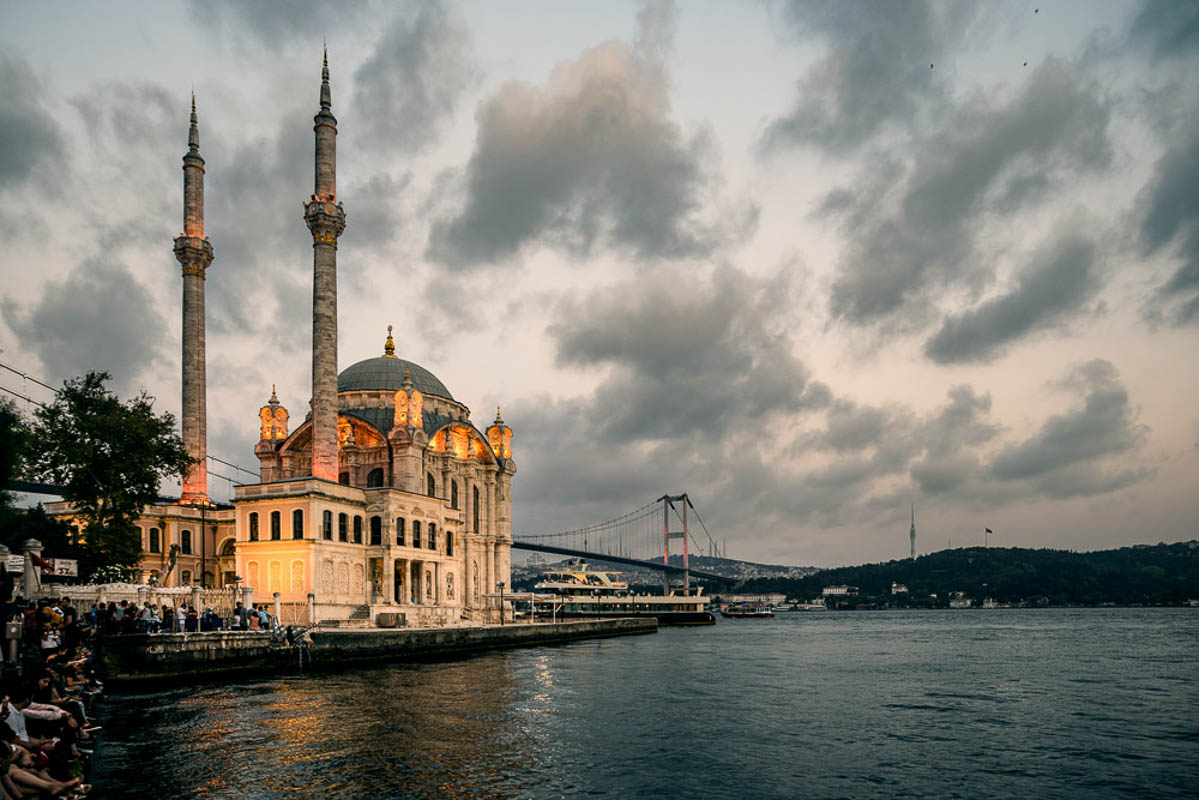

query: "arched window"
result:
(428, 523), (436, 551)
(367, 468), (384, 488)
(353, 515), (363, 544)
(338, 513), (348, 542)
(412, 520), (422, 549)
(149, 527), (161, 553)
(220, 538), (235, 556)
(369, 516), (382, 546)
(270, 510), (281, 540)
(293, 509), (304, 539)
(249, 513), (259, 541)
(427, 473), (436, 497)
(445, 531), (453, 557)
(181, 529), (192, 554)
(181, 570), (192, 586)
(473, 486), (480, 532)
(339, 472), (350, 485)
(451, 481), (459, 509)
(396, 517), (406, 546)
(322, 510), (333, 540)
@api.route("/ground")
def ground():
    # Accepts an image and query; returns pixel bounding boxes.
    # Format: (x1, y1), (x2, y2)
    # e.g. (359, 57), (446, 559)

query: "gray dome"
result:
(338, 356), (453, 400)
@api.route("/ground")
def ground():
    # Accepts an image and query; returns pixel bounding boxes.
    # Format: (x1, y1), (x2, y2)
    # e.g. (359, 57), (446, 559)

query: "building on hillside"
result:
(49, 54), (515, 626)
(821, 585), (858, 597)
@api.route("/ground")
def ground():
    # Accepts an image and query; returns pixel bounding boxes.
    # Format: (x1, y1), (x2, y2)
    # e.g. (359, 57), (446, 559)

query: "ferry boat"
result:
(533, 561), (714, 625)
(720, 603), (775, 619)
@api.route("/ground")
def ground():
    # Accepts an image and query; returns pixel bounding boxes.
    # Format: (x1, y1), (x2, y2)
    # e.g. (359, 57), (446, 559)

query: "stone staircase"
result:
(317, 605), (374, 629)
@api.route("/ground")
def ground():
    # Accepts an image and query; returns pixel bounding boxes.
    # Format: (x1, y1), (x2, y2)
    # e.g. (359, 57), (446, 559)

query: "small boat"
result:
(720, 603), (775, 619)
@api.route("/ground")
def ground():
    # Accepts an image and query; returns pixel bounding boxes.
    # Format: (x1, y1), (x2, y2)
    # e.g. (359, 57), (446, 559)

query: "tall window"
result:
(338, 513), (348, 542)
(293, 509), (304, 539)
(446, 531), (453, 557)
(181, 529), (192, 554)
(339, 472), (350, 485)
(473, 486), (480, 532)
(396, 518), (406, 546)
(249, 512), (259, 541)
(367, 468), (384, 488)
(270, 510), (281, 540)
(369, 516), (382, 546)
(322, 510), (333, 540)
(427, 473), (436, 497)
(451, 481), (459, 509)
(149, 527), (160, 553)
(353, 515), (363, 544)
(428, 523), (436, 551)
(413, 520), (421, 549)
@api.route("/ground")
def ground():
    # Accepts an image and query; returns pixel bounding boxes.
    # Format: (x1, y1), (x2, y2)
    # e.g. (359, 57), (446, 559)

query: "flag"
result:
(985, 528), (993, 534)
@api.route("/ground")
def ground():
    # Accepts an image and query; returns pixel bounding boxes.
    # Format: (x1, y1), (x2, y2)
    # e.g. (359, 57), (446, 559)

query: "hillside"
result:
(738, 541), (1199, 607)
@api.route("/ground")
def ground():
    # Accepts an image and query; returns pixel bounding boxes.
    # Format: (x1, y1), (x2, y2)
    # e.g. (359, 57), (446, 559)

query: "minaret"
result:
(173, 94), (214, 504)
(304, 49), (346, 482)
(909, 504), (917, 560)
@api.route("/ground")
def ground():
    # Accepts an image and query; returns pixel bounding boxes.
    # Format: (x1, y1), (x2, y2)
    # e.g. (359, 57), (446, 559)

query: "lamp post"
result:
(496, 581), (505, 625)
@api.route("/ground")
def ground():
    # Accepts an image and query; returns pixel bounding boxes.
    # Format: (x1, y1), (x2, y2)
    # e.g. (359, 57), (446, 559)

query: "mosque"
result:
(80, 55), (515, 626)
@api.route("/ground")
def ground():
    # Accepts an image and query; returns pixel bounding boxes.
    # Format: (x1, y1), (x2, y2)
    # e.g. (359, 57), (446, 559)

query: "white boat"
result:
(533, 560), (714, 625)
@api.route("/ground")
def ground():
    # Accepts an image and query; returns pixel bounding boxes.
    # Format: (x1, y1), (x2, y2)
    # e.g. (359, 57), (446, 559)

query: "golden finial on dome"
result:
(383, 325), (396, 358)
(270, 384), (278, 403)
(495, 405), (504, 424)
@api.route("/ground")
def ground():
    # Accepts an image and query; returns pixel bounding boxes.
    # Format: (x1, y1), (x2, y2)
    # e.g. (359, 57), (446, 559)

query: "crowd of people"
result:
(81, 599), (276, 634)
(1, 597), (101, 799)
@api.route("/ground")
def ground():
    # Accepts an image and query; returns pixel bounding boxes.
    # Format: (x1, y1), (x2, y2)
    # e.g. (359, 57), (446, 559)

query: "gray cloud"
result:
(1137, 120), (1199, 325)
(350, 2), (475, 156)
(825, 60), (1111, 327)
(550, 265), (811, 442)
(924, 227), (1099, 363)
(1, 259), (168, 391)
(427, 7), (747, 269)
(187, 0), (369, 49)
(762, 0), (982, 154)
(1129, 0), (1199, 63)
(0, 51), (65, 190)
(988, 360), (1146, 484)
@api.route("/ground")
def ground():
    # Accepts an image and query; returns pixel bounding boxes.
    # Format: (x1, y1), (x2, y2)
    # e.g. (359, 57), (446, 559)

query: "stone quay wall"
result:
(98, 618), (657, 687)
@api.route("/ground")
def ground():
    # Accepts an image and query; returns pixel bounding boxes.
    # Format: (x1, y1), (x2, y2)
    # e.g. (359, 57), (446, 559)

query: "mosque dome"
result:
(337, 356), (453, 400)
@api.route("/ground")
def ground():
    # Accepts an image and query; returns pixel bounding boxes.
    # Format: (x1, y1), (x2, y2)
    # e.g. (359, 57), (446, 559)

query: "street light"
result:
(496, 581), (505, 626)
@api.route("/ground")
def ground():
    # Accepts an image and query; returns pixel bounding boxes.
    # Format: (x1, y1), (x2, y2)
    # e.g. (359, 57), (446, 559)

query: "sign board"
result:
(48, 559), (78, 577)
(3, 556), (79, 577)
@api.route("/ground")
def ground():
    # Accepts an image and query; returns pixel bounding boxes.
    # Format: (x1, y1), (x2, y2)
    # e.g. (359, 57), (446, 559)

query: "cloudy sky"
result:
(1, 0), (1196, 567)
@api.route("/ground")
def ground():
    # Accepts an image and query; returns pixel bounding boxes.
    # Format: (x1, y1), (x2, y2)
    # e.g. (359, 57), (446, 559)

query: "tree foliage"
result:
(26, 371), (193, 574)
(0, 399), (30, 519)
(739, 542), (1199, 607)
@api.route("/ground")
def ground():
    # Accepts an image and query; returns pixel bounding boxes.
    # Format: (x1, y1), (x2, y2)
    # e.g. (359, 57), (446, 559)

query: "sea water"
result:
(89, 608), (1198, 799)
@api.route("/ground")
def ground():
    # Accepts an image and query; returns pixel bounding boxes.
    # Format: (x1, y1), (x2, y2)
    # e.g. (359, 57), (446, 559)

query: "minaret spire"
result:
(174, 94), (214, 504)
(304, 51), (346, 482)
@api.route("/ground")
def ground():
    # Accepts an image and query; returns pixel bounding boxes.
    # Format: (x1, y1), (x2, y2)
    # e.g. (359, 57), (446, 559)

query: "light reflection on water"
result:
(91, 609), (1198, 799)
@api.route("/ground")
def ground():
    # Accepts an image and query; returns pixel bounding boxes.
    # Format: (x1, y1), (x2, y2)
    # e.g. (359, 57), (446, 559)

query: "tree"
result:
(0, 398), (30, 519)
(26, 371), (194, 576)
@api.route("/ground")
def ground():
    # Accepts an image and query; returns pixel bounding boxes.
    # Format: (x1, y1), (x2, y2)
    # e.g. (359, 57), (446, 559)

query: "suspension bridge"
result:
(513, 494), (739, 588)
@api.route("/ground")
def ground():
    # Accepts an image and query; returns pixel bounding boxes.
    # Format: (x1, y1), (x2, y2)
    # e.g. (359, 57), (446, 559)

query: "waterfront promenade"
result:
(97, 618), (656, 686)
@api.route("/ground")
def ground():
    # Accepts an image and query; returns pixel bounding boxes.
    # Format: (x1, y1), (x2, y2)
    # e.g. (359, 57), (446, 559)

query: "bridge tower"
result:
(662, 494), (689, 594)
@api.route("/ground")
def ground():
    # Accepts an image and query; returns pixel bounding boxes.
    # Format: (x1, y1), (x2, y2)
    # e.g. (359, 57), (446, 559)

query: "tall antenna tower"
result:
(909, 504), (917, 560)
